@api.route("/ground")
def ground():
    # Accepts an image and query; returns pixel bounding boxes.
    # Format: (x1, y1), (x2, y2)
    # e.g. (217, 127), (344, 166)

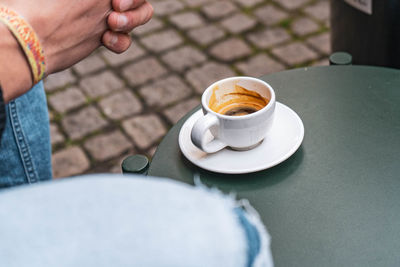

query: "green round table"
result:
(148, 66), (400, 267)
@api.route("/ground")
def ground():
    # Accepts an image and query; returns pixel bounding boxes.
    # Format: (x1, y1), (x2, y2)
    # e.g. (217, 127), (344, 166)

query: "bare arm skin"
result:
(0, 0), (153, 103)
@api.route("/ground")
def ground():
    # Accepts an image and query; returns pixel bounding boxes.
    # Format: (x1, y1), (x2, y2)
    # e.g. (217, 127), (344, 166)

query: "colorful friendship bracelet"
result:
(0, 6), (46, 84)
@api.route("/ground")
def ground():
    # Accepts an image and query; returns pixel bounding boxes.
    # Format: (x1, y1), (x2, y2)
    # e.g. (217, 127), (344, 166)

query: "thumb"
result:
(102, 31), (132, 53)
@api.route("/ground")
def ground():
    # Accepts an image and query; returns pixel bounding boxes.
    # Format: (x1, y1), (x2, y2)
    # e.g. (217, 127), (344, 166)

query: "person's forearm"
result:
(0, 23), (32, 103)
(0, 0), (153, 104)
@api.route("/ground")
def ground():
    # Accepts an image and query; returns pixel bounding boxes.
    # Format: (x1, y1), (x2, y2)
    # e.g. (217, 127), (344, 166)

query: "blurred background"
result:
(45, 0), (330, 178)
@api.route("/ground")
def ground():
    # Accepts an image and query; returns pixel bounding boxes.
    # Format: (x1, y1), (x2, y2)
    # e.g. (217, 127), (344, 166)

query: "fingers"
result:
(102, 31), (132, 53)
(112, 0), (147, 12)
(108, 1), (153, 33)
(104, 0), (153, 53)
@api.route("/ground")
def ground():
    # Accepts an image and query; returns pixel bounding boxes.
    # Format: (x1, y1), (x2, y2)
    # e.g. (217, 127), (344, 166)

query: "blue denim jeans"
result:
(0, 82), (52, 188)
(0, 175), (273, 267)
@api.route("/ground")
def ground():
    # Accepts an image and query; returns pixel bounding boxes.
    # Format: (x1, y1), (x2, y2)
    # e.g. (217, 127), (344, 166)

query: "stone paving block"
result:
(209, 38), (252, 61)
(99, 89), (142, 120)
(47, 0), (335, 177)
(48, 87), (86, 113)
(52, 146), (90, 178)
(254, 4), (289, 26)
(201, 1), (238, 19)
(161, 46), (207, 72)
(109, 164), (122, 174)
(325, 19), (330, 28)
(169, 11), (205, 30)
(133, 17), (164, 35)
(73, 54), (106, 76)
(306, 32), (331, 55)
(182, 0), (212, 8)
(185, 62), (236, 94)
(271, 42), (319, 66)
(220, 13), (257, 34)
(312, 58), (329, 66)
(84, 131), (132, 161)
(247, 27), (290, 49)
(101, 43), (145, 66)
(152, 0), (185, 16)
(233, 0), (263, 8)
(122, 57), (167, 86)
(139, 75), (192, 107)
(304, 1), (330, 22)
(188, 25), (226, 46)
(278, 0), (309, 10)
(163, 98), (200, 124)
(134, 16), (164, 37)
(50, 123), (65, 146)
(62, 106), (108, 140)
(80, 70), (124, 98)
(147, 146), (158, 158)
(292, 17), (320, 36)
(122, 115), (167, 149)
(236, 53), (285, 77)
(140, 29), (183, 52)
(48, 111), (55, 121)
(44, 69), (76, 92)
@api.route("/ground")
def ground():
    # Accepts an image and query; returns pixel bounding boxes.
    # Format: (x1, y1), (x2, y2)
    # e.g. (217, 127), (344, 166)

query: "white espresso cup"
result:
(191, 76), (276, 153)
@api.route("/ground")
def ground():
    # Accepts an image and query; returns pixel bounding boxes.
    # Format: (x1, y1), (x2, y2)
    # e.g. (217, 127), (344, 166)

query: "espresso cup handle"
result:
(191, 113), (227, 153)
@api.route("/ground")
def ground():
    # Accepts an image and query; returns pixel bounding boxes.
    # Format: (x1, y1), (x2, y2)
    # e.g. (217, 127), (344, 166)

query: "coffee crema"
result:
(209, 84), (269, 116)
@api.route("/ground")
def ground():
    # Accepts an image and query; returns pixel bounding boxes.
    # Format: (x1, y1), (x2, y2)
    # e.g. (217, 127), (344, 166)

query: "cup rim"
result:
(201, 76), (276, 120)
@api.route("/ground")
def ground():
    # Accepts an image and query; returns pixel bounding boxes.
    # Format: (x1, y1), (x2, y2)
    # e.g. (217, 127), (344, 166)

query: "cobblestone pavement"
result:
(45, 0), (331, 178)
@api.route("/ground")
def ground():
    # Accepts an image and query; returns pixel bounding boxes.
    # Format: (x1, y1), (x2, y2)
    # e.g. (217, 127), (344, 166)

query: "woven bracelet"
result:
(0, 6), (46, 84)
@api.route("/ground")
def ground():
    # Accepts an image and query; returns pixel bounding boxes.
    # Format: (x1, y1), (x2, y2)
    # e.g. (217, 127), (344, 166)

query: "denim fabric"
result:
(0, 175), (273, 267)
(235, 207), (261, 267)
(0, 82), (52, 188)
(0, 86), (5, 143)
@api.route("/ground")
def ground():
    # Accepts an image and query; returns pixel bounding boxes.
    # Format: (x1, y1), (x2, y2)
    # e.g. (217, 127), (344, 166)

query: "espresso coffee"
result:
(191, 76), (276, 153)
(209, 84), (269, 116)
(224, 106), (259, 116)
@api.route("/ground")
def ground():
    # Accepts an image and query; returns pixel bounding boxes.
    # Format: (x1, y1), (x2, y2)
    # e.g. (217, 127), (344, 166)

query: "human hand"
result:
(1, 0), (152, 73)
(0, 0), (152, 101)
(0, 0), (111, 74)
(103, 0), (153, 53)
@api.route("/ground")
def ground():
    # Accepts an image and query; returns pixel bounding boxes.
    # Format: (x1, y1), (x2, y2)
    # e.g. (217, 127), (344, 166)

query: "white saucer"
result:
(178, 102), (304, 174)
